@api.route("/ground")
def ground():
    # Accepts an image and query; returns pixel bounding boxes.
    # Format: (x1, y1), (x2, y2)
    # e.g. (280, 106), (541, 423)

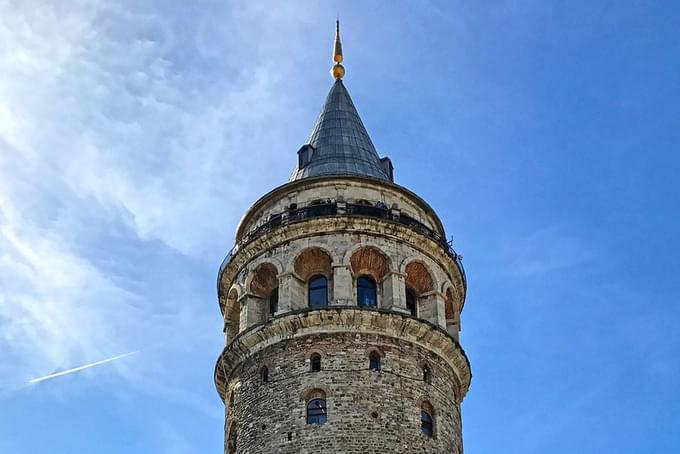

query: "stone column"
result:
(278, 272), (305, 311)
(447, 312), (461, 341)
(420, 291), (446, 328)
(242, 294), (266, 329)
(382, 272), (408, 313)
(238, 294), (248, 334)
(332, 264), (353, 306)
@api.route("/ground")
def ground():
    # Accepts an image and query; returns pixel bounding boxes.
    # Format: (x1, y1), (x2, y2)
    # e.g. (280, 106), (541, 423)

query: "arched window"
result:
(423, 365), (432, 384)
(269, 288), (279, 316)
(357, 276), (377, 307)
(306, 398), (327, 425)
(369, 351), (381, 371)
(260, 366), (269, 384)
(310, 353), (321, 372)
(406, 288), (417, 316)
(421, 404), (434, 437)
(308, 275), (328, 308)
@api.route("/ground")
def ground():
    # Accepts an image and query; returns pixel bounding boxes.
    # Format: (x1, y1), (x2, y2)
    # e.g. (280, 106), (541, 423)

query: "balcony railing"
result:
(220, 201), (466, 290)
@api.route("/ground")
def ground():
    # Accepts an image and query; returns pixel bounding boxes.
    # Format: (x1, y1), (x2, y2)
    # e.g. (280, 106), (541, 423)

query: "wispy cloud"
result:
(0, 1), (322, 395)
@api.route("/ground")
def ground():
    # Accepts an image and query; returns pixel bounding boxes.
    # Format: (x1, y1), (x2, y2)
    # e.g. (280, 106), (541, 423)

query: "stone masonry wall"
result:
(226, 332), (463, 454)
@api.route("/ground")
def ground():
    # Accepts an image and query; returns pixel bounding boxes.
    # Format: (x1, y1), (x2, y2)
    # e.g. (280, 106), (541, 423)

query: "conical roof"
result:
(289, 80), (391, 182)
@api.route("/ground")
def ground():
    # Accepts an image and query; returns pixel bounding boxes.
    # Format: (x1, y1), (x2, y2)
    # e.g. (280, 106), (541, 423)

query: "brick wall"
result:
(226, 332), (463, 454)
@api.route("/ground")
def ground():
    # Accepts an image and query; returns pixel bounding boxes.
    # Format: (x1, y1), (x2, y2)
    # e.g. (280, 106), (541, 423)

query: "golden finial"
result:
(331, 19), (345, 79)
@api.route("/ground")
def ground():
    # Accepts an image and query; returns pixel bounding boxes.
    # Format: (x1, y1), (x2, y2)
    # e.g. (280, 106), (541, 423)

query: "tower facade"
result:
(215, 23), (470, 453)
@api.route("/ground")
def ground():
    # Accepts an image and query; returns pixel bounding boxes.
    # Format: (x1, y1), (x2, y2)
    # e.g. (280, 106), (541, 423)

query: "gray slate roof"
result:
(289, 80), (391, 182)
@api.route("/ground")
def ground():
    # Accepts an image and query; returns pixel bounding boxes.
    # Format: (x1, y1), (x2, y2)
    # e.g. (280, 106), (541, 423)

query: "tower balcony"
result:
(219, 199), (466, 292)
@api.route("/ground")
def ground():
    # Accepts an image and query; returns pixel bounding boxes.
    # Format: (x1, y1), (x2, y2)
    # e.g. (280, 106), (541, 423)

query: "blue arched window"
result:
(269, 288), (279, 316)
(306, 398), (327, 425)
(406, 288), (417, 316)
(308, 275), (328, 308)
(421, 406), (434, 437)
(369, 351), (381, 371)
(357, 276), (377, 307)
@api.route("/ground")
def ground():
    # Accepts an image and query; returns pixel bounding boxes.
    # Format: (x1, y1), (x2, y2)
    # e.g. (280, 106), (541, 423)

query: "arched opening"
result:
(310, 353), (322, 372)
(249, 263), (279, 323)
(350, 247), (390, 308)
(294, 248), (332, 281)
(260, 366), (269, 384)
(406, 288), (418, 316)
(294, 248), (332, 308)
(350, 247), (390, 281)
(420, 401), (435, 438)
(305, 390), (327, 425)
(357, 276), (377, 307)
(369, 351), (381, 371)
(405, 261), (435, 320)
(269, 288), (279, 316)
(308, 275), (328, 308)
(445, 287), (458, 336)
(405, 262), (434, 295)
(225, 288), (241, 343)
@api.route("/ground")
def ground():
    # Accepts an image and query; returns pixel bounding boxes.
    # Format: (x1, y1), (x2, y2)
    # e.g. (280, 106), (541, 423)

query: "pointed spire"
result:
(289, 80), (392, 182)
(331, 20), (345, 80)
(289, 20), (393, 183)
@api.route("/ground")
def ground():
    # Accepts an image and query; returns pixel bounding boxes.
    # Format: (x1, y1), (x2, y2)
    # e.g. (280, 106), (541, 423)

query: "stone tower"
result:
(215, 22), (470, 453)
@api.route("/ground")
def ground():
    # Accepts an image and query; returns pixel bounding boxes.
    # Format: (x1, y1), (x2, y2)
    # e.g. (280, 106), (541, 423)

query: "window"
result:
(260, 366), (269, 384)
(421, 405), (434, 437)
(357, 276), (377, 307)
(423, 365), (432, 384)
(310, 353), (321, 372)
(369, 351), (381, 371)
(269, 288), (279, 316)
(406, 288), (417, 316)
(297, 144), (314, 168)
(308, 275), (328, 308)
(306, 398), (327, 425)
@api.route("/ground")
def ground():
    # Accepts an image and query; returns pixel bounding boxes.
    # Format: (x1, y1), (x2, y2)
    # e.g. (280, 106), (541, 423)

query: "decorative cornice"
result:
(214, 307), (472, 403)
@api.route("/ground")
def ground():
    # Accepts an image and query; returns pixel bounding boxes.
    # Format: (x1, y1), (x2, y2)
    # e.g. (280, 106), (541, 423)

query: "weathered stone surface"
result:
(221, 330), (464, 454)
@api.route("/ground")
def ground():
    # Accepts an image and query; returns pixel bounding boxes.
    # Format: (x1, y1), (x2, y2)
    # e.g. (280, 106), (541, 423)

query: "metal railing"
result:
(219, 201), (466, 289)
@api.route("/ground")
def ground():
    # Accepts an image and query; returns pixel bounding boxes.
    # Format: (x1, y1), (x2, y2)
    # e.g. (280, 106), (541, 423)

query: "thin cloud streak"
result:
(28, 350), (139, 384)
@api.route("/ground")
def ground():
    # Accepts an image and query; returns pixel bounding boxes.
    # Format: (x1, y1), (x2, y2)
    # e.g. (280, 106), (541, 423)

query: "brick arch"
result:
(248, 263), (279, 298)
(293, 247), (332, 281)
(405, 261), (434, 295)
(415, 396), (437, 416)
(445, 287), (456, 321)
(349, 246), (391, 281)
(301, 385), (332, 401)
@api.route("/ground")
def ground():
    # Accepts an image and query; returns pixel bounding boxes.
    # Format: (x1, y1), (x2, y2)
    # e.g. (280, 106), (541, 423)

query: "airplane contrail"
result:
(28, 350), (140, 384)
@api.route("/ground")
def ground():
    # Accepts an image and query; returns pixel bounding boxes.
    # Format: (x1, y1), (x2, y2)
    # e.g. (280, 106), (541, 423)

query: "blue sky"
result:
(1, 1), (678, 453)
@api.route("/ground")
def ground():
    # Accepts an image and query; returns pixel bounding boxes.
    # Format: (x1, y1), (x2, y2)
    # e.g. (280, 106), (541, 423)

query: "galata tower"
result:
(215, 21), (470, 453)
